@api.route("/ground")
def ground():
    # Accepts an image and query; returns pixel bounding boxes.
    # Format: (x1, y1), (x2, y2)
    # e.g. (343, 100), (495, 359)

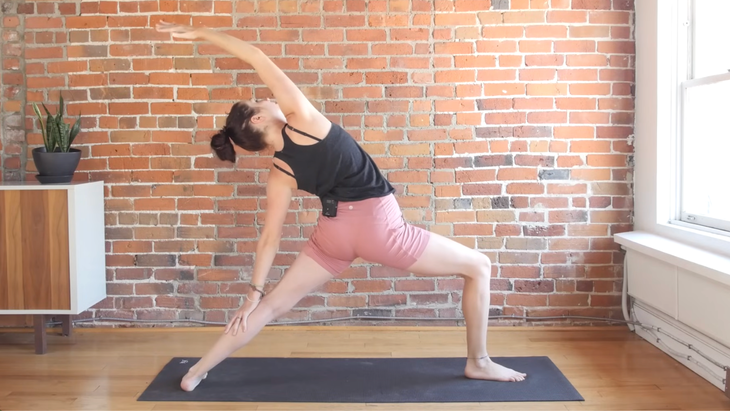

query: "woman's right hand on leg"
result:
(224, 292), (261, 336)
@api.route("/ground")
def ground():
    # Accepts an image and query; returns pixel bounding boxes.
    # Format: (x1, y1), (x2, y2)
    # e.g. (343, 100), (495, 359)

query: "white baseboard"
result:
(632, 300), (730, 393)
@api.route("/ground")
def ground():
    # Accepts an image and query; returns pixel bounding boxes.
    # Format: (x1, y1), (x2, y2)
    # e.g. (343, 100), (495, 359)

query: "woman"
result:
(155, 21), (526, 392)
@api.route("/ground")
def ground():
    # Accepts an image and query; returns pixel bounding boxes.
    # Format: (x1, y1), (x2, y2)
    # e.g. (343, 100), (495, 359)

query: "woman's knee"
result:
(464, 253), (492, 281)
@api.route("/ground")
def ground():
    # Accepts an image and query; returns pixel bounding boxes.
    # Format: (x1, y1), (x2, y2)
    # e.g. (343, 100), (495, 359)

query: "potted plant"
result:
(31, 94), (82, 184)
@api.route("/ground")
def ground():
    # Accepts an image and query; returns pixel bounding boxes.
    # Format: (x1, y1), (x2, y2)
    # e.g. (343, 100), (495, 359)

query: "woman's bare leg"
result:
(181, 252), (334, 391)
(406, 232), (527, 382)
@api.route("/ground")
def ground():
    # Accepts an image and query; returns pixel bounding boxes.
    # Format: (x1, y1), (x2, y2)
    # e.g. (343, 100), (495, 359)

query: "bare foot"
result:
(465, 356), (527, 382)
(180, 369), (208, 392)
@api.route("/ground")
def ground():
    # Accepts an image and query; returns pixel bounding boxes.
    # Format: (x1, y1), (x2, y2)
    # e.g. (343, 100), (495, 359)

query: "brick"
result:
(116, 268), (152, 280)
(156, 296), (195, 309)
(328, 295), (366, 307)
(155, 268), (195, 284)
(117, 297), (154, 309)
(526, 55), (565, 67)
(200, 297), (241, 309)
(352, 280), (392, 293)
(589, 11), (631, 24)
(483, 26), (524, 38)
(177, 282), (218, 296)
(570, 26), (609, 38)
(549, 294), (589, 307)
(544, 266), (587, 278)
(198, 269), (240, 282)
(507, 294), (547, 306)
(135, 282), (174, 295)
(514, 280), (555, 293)
(410, 293), (449, 305)
(25, 17), (63, 29)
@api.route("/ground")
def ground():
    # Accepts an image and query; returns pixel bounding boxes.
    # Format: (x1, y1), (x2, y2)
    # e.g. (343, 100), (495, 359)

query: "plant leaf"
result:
(32, 103), (48, 150)
(58, 94), (64, 119)
(42, 103), (59, 152)
(69, 117), (81, 146)
(45, 113), (56, 152)
(60, 122), (70, 152)
(56, 100), (63, 125)
(64, 122), (70, 151)
(49, 117), (61, 153)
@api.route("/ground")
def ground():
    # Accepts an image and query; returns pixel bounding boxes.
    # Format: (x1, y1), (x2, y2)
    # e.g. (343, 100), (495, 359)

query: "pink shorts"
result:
(302, 194), (431, 275)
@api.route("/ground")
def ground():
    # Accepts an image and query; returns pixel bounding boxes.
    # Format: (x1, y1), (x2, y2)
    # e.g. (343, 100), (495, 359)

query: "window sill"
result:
(614, 231), (730, 288)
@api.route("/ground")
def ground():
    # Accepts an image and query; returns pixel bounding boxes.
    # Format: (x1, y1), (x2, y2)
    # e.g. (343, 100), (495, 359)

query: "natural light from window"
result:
(678, 0), (730, 233)
(692, 0), (730, 78)
(681, 80), (730, 223)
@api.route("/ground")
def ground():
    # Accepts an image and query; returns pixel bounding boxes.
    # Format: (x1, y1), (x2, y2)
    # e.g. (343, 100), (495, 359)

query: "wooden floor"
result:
(0, 325), (728, 410)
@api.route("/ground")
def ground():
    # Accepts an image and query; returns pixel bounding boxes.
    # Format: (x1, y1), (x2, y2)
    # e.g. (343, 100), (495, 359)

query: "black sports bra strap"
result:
(273, 162), (296, 179)
(285, 124), (322, 141)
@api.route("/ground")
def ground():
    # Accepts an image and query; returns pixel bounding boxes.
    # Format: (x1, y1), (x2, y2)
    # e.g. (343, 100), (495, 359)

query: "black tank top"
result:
(272, 122), (395, 202)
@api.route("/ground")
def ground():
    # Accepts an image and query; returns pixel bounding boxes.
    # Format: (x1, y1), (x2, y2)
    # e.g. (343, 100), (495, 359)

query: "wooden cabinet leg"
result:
(34, 315), (47, 355)
(61, 315), (72, 337)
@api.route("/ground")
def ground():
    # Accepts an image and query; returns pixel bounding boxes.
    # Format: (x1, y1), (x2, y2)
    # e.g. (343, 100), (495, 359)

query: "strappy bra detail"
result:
(274, 124), (325, 179)
(271, 121), (395, 201)
(285, 124), (323, 142)
(273, 162), (295, 178)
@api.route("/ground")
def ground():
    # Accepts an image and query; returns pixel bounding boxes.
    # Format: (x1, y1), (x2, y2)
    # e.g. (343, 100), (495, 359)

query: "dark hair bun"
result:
(210, 130), (236, 162)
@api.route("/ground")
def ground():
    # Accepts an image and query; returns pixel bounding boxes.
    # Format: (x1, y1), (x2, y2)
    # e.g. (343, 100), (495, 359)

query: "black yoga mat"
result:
(138, 356), (583, 403)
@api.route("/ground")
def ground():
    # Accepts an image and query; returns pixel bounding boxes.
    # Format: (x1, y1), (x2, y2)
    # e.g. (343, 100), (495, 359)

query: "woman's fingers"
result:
(226, 317), (237, 334)
(223, 316), (235, 334)
(223, 303), (256, 336)
(225, 315), (242, 335)
(154, 21), (197, 38)
(155, 20), (176, 31)
(232, 317), (242, 336)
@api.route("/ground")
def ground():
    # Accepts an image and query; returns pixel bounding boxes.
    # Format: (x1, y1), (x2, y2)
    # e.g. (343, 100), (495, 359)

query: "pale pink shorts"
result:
(302, 194), (431, 275)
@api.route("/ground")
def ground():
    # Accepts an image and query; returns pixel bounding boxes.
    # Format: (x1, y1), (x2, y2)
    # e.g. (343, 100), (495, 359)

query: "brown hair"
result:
(210, 102), (267, 162)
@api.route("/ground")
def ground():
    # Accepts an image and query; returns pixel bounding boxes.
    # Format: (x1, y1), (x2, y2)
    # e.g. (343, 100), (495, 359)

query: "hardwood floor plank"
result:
(0, 327), (728, 410)
(151, 402), (259, 410)
(0, 397), (80, 411)
(289, 351), (393, 358)
(71, 398), (156, 411)
(255, 402), (570, 410)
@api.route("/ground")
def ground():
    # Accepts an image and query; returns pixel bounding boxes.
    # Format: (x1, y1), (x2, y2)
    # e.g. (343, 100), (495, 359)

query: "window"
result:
(677, 0), (730, 233)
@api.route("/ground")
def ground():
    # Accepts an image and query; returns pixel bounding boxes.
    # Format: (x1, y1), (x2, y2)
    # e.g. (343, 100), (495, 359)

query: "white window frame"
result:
(672, 0), (730, 234)
(633, 0), (730, 259)
(677, 72), (730, 234)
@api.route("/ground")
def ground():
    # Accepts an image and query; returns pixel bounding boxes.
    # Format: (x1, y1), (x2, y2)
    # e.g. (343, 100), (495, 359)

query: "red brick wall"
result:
(0, 0), (634, 326)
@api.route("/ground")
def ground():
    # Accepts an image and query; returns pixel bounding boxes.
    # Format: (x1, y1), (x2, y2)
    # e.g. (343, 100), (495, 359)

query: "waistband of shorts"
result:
(337, 193), (394, 204)
(321, 193), (397, 216)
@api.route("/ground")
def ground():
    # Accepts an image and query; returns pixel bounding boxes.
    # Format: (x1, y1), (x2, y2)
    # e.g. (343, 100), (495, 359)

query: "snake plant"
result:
(32, 94), (81, 153)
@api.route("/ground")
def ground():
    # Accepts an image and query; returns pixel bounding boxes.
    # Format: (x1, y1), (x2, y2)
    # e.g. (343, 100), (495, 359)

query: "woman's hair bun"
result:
(210, 129), (236, 162)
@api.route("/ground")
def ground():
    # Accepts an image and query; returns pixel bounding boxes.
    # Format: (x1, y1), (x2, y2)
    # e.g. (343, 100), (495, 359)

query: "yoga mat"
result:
(138, 356), (583, 403)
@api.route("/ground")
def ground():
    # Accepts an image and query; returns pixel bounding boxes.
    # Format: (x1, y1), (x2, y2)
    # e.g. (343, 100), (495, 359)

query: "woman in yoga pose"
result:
(154, 21), (526, 391)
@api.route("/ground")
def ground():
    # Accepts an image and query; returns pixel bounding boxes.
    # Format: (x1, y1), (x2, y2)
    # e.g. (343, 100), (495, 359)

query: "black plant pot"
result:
(32, 147), (81, 184)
